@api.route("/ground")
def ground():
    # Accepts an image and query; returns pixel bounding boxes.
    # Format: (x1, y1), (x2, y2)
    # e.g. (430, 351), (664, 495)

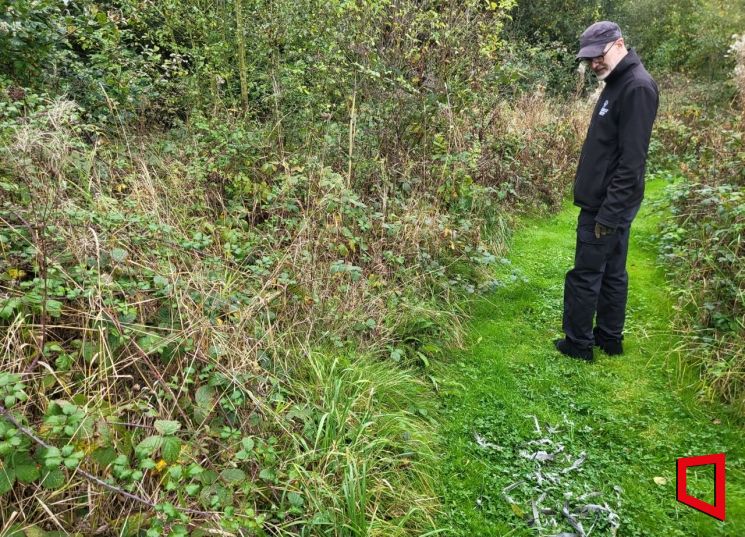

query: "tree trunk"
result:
(235, 0), (249, 111)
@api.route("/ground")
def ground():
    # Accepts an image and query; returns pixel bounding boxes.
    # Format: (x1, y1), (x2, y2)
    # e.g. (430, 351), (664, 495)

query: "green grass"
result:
(284, 351), (441, 536)
(432, 178), (745, 536)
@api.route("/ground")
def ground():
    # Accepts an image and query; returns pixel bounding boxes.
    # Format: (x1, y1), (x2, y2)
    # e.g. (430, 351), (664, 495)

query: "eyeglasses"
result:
(584, 40), (618, 65)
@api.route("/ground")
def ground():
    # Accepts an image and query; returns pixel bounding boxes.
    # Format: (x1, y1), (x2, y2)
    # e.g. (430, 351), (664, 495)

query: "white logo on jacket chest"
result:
(599, 99), (610, 116)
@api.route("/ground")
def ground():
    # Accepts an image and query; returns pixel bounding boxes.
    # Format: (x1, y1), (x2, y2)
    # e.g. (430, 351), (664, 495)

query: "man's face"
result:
(587, 39), (624, 80)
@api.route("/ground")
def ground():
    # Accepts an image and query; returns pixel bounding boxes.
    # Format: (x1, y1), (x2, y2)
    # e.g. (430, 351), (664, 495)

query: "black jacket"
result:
(573, 50), (659, 228)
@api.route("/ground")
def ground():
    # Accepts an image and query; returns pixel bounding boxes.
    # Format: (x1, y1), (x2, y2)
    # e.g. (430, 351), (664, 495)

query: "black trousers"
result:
(562, 209), (633, 350)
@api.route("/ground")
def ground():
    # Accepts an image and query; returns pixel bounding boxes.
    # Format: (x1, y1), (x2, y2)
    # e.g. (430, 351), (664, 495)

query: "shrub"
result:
(652, 77), (744, 412)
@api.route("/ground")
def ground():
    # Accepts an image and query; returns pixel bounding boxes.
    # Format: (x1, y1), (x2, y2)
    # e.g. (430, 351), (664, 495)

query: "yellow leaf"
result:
(509, 503), (525, 517)
(155, 459), (168, 473)
(7, 268), (26, 280)
(653, 476), (667, 486)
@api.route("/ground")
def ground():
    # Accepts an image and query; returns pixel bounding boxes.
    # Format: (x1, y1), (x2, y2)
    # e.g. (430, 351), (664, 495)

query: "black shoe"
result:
(554, 338), (593, 362)
(593, 328), (624, 356)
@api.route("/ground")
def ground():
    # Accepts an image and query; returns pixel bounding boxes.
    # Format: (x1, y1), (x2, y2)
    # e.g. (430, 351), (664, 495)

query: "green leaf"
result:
(91, 446), (117, 466)
(288, 491), (304, 507)
(80, 341), (97, 363)
(154, 420), (181, 436)
(121, 514), (146, 537)
(240, 436), (255, 451)
(162, 436), (181, 464)
(23, 525), (47, 537)
(199, 469), (218, 485)
(259, 468), (276, 481)
(137, 334), (164, 354)
(2, 523), (26, 537)
(135, 435), (163, 458)
(111, 248), (128, 262)
(220, 468), (246, 483)
(195, 385), (215, 408)
(0, 467), (16, 494)
(15, 463), (40, 484)
(46, 299), (63, 318)
(13, 453), (40, 483)
(41, 468), (65, 490)
(0, 298), (21, 319)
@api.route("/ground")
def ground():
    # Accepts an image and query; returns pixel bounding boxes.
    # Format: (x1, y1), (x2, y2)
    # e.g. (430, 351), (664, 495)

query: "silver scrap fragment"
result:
(531, 498), (542, 531)
(580, 504), (612, 514)
(503, 481), (523, 494)
(562, 451), (587, 474)
(502, 480), (523, 504)
(526, 414), (542, 434)
(474, 433), (503, 451)
(562, 502), (587, 537)
(528, 438), (554, 446)
(543, 471), (561, 484)
(519, 449), (554, 462)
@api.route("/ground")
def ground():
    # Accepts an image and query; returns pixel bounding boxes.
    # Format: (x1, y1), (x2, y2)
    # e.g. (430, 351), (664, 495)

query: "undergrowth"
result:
(649, 67), (744, 412)
(0, 90), (586, 535)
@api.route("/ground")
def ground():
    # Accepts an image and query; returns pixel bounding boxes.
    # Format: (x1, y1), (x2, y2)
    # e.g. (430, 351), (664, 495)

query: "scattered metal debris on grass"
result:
(480, 415), (622, 536)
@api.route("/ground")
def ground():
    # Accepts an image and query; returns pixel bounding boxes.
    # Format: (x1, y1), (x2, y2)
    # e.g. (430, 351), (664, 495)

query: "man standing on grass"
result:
(555, 21), (659, 361)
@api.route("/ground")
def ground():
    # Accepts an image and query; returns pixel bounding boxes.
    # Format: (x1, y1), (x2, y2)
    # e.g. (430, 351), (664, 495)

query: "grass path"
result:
(432, 178), (745, 536)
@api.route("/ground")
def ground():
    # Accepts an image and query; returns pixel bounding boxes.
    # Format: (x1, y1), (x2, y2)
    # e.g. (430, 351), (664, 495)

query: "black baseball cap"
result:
(576, 21), (622, 59)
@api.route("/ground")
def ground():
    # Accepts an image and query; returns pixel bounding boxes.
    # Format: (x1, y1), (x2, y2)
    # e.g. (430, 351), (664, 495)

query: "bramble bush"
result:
(650, 58), (744, 412)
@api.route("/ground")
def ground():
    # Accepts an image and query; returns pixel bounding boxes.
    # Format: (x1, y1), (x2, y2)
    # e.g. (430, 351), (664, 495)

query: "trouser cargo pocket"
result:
(562, 209), (632, 348)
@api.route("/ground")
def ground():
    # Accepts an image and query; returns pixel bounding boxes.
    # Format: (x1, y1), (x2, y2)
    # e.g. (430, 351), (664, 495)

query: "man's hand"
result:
(594, 222), (614, 238)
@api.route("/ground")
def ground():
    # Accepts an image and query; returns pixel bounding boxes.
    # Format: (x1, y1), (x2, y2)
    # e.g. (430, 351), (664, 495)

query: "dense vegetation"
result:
(1, 0), (742, 535)
(652, 75), (744, 412)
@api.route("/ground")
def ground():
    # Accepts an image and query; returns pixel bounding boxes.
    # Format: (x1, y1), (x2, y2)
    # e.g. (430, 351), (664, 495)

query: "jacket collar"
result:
(604, 49), (640, 85)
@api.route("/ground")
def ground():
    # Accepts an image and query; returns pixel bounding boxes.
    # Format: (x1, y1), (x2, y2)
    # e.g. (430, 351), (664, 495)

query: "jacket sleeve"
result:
(595, 84), (658, 228)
